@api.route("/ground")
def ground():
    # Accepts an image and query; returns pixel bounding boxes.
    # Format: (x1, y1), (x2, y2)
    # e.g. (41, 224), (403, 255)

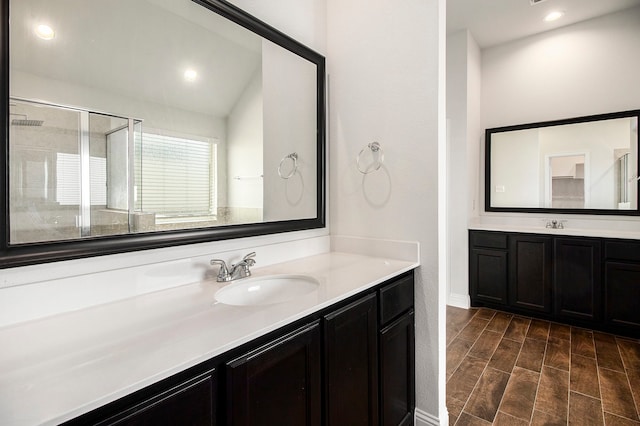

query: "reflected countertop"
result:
(0, 251), (418, 426)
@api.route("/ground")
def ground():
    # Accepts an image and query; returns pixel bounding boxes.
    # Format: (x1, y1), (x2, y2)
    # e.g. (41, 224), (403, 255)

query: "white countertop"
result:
(469, 218), (640, 240)
(0, 251), (418, 426)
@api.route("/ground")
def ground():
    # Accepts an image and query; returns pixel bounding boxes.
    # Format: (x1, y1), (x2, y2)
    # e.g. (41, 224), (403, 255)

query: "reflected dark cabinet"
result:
(324, 293), (379, 426)
(226, 322), (321, 426)
(509, 235), (552, 313)
(554, 238), (601, 321)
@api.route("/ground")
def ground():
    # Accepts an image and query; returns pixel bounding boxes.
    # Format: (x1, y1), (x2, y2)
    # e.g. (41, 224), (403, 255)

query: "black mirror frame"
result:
(485, 109), (640, 216)
(0, 0), (326, 269)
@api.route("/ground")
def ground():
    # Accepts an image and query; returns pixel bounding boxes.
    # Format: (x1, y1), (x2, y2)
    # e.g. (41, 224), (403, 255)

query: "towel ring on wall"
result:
(278, 152), (298, 179)
(357, 142), (384, 174)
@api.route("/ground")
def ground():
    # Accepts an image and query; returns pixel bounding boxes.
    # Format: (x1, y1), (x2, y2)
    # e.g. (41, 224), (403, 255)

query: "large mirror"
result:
(485, 110), (640, 215)
(1, 0), (326, 267)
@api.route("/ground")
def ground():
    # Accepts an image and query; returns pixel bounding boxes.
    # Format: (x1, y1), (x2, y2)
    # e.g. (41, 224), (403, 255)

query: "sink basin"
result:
(214, 274), (319, 306)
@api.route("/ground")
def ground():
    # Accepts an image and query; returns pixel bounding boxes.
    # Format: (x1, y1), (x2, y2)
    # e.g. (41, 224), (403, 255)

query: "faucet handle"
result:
(210, 259), (230, 281)
(243, 252), (256, 266)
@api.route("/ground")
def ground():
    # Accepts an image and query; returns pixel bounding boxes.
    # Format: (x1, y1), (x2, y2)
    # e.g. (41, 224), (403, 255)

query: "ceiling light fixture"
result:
(35, 24), (55, 40)
(544, 11), (565, 22)
(184, 69), (198, 82)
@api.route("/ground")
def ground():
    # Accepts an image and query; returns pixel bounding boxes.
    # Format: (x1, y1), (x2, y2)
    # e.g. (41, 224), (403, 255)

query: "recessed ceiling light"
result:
(35, 24), (55, 40)
(184, 69), (197, 82)
(544, 11), (565, 22)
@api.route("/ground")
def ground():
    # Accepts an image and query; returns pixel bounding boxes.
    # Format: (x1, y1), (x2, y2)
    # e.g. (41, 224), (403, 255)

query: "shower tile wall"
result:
(10, 103), (85, 243)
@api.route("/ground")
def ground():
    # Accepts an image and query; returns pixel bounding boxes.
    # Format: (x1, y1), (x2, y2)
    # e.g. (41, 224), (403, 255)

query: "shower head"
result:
(11, 119), (44, 126)
(10, 113), (44, 126)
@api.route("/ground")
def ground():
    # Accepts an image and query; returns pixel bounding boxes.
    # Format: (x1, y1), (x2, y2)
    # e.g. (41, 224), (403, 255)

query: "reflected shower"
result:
(10, 112), (44, 126)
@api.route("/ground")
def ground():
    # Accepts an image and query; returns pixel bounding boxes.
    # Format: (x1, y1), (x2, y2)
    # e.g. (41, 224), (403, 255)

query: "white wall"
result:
(327, 0), (445, 421)
(482, 7), (640, 128)
(446, 30), (481, 309)
(262, 39), (318, 222)
(491, 129), (540, 207)
(227, 68), (264, 209)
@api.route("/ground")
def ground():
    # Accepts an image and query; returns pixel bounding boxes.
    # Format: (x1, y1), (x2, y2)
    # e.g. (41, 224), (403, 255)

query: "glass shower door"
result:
(9, 99), (141, 243)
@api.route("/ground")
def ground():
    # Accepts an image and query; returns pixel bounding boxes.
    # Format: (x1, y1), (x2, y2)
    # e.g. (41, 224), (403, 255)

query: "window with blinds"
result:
(135, 133), (216, 217)
(56, 153), (106, 206)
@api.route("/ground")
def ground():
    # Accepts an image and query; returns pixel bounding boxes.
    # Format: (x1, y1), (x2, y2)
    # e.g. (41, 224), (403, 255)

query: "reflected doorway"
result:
(545, 154), (587, 209)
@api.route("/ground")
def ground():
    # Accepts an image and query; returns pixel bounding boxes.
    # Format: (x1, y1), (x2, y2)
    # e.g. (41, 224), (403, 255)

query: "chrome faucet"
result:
(210, 252), (256, 282)
(545, 219), (565, 229)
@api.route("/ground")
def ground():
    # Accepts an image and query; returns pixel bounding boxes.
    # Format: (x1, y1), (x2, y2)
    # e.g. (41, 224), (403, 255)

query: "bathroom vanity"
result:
(0, 251), (417, 426)
(469, 229), (640, 337)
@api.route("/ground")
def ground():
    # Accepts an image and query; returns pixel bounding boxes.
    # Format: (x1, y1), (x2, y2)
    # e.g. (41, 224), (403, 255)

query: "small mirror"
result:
(1, 0), (325, 267)
(485, 110), (640, 215)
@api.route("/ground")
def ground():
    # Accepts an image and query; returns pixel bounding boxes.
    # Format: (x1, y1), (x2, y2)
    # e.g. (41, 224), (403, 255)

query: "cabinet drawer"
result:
(470, 231), (508, 249)
(605, 241), (640, 262)
(379, 274), (414, 326)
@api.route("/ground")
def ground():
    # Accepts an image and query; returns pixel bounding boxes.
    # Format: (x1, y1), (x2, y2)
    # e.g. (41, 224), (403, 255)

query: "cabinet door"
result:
(605, 262), (640, 329)
(324, 293), (378, 426)
(470, 248), (508, 305)
(226, 322), (321, 426)
(509, 235), (552, 313)
(98, 370), (216, 426)
(554, 238), (601, 321)
(380, 311), (415, 426)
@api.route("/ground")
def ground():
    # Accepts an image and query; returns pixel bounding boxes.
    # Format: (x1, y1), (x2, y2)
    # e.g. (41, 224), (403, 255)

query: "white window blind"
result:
(56, 153), (106, 206)
(136, 133), (215, 216)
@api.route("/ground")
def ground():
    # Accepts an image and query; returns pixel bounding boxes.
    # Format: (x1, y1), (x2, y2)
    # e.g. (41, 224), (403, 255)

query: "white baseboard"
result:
(447, 292), (470, 309)
(415, 408), (442, 426)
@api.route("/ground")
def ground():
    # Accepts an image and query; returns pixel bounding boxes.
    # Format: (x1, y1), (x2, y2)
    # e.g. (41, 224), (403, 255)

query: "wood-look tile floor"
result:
(447, 306), (640, 425)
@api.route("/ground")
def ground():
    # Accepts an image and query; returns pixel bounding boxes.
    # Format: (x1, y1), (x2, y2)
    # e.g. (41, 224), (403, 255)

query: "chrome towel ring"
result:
(357, 142), (384, 174)
(278, 152), (298, 179)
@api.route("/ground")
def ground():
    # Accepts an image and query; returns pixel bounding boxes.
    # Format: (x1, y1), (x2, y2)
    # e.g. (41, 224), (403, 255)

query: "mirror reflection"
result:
(487, 112), (639, 213)
(9, 0), (320, 245)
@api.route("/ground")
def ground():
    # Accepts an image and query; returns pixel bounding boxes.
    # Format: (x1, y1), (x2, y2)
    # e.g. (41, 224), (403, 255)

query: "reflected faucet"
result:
(210, 252), (256, 282)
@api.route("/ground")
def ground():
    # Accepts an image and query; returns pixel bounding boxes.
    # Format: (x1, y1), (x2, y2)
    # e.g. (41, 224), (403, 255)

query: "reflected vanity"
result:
(485, 110), (640, 215)
(1, 0), (326, 267)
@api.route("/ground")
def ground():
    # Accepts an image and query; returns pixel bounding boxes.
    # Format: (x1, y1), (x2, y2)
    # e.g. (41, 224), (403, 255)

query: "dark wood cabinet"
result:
(470, 230), (640, 337)
(380, 311), (415, 426)
(378, 274), (415, 426)
(83, 369), (217, 426)
(470, 248), (508, 305)
(324, 293), (379, 426)
(604, 240), (640, 332)
(554, 238), (601, 321)
(604, 262), (640, 330)
(509, 235), (552, 313)
(469, 231), (508, 306)
(226, 322), (321, 426)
